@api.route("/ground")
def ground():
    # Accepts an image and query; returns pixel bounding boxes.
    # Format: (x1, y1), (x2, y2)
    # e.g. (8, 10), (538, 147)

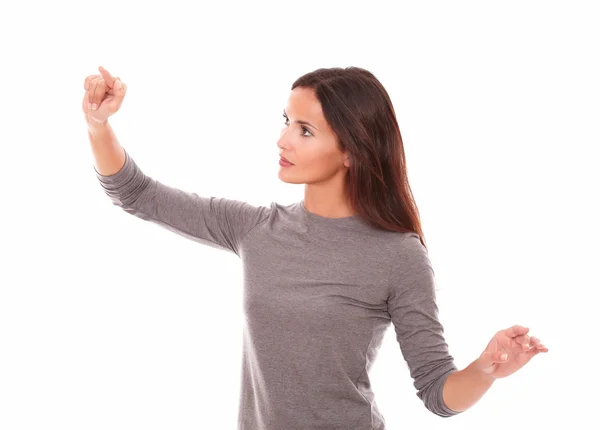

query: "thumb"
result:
(479, 350), (509, 368)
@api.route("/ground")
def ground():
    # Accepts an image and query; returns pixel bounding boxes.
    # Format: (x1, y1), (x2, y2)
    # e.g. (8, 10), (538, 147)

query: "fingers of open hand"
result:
(501, 325), (548, 353)
(528, 336), (548, 352)
(505, 324), (529, 339)
(513, 334), (532, 350)
(512, 334), (548, 352)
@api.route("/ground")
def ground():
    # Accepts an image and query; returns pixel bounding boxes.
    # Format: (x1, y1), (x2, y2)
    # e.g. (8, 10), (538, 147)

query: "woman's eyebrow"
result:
(283, 109), (318, 131)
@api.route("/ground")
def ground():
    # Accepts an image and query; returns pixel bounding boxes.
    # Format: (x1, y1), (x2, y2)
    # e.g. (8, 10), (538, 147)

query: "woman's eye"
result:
(301, 127), (312, 137)
(282, 114), (312, 137)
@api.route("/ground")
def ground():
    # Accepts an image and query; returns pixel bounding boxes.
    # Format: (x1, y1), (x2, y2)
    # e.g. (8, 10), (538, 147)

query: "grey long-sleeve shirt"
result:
(95, 149), (461, 429)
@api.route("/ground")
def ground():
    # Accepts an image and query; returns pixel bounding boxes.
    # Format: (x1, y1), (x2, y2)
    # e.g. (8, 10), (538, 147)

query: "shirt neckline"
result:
(297, 199), (375, 234)
(299, 199), (361, 222)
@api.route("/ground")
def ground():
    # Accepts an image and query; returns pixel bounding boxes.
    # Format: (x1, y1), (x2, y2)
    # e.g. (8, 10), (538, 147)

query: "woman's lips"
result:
(279, 157), (294, 167)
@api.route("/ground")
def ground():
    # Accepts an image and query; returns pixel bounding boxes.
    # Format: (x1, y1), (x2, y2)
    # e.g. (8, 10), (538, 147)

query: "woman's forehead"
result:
(286, 89), (325, 127)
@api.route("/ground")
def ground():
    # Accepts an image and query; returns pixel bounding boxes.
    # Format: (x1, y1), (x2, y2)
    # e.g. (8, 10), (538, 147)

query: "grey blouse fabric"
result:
(95, 149), (461, 429)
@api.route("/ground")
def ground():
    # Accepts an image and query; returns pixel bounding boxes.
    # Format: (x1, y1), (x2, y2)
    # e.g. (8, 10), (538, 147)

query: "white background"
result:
(1, 0), (597, 428)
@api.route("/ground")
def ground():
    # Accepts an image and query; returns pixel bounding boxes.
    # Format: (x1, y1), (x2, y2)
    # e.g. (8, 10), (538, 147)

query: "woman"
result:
(83, 65), (548, 429)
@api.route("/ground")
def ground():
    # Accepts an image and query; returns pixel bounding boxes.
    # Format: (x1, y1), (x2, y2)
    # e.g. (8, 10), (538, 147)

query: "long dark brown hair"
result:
(291, 66), (428, 249)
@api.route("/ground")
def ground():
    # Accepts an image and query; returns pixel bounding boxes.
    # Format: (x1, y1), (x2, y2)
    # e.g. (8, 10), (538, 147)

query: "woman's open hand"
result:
(475, 325), (549, 380)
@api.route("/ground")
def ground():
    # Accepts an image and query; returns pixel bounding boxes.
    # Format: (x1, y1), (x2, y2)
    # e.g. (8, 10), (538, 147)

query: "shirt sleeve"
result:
(94, 149), (271, 257)
(387, 231), (461, 418)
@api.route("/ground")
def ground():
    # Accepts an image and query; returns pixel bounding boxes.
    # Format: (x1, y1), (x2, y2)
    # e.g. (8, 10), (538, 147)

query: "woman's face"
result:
(277, 87), (350, 184)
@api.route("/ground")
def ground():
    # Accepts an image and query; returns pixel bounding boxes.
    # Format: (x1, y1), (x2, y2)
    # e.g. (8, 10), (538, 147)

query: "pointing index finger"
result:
(98, 65), (117, 88)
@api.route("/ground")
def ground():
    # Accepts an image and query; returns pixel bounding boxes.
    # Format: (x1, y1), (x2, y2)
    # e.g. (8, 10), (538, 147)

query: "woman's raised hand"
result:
(82, 66), (127, 124)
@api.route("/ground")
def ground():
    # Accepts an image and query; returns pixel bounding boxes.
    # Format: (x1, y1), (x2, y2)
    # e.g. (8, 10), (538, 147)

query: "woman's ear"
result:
(343, 155), (351, 167)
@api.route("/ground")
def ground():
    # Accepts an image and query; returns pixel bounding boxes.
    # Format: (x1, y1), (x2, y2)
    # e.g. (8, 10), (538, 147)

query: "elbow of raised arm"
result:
(97, 152), (153, 210)
(417, 368), (461, 418)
